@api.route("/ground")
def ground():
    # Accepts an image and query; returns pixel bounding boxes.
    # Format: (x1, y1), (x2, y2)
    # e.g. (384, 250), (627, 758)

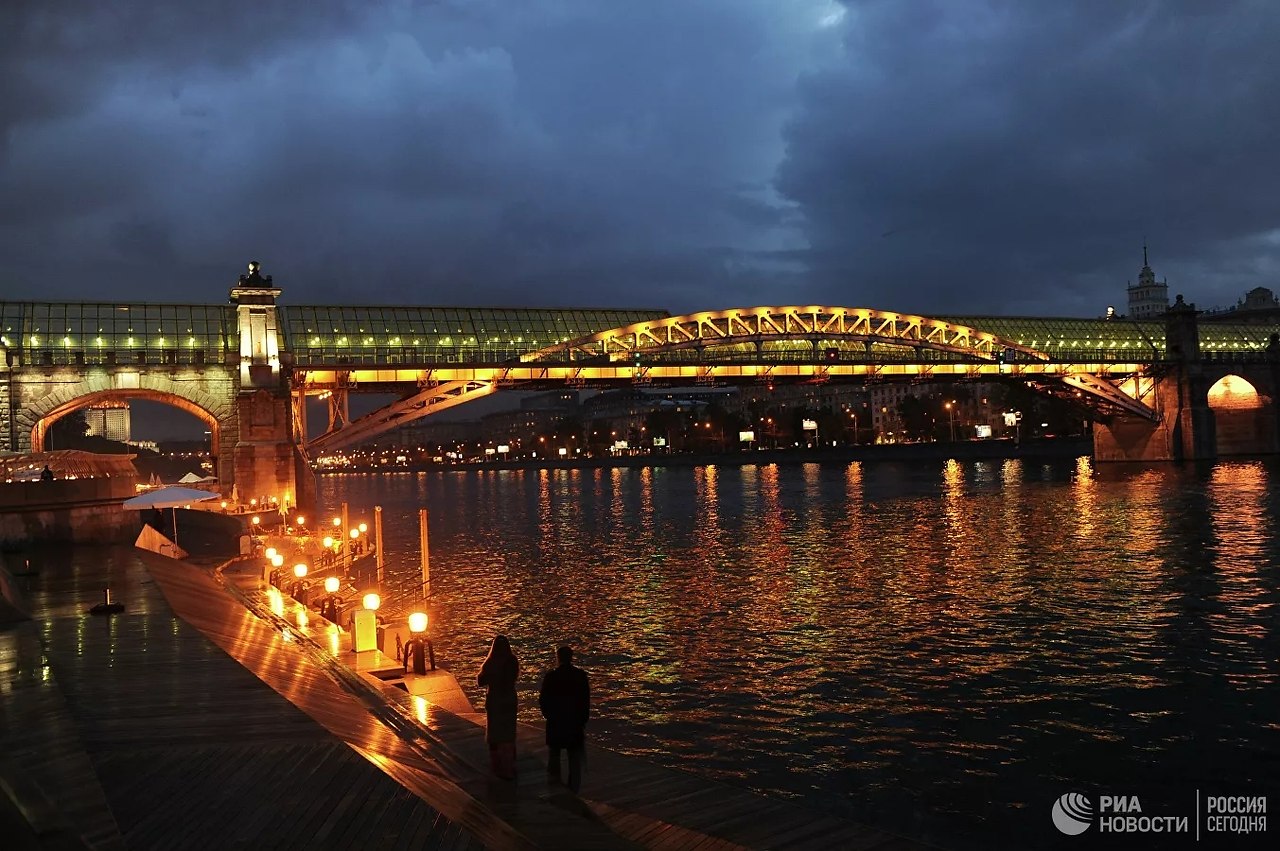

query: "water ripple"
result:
(320, 457), (1280, 848)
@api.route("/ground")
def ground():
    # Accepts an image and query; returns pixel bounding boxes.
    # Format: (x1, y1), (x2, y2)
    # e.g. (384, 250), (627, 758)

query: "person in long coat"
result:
(477, 635), (519, 779)
(538, 645), (591, 792)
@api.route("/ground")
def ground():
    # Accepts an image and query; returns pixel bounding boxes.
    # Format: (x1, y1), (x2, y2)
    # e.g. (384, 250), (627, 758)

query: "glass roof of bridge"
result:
(0, 301), (235, 355)
(279, 305), (669, 365)
(942, 316), (1280, 354)
(1, 301), (1276, 363)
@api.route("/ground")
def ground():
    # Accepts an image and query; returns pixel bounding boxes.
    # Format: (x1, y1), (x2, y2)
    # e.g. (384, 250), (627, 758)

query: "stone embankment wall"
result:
(0, 477), (138, 548)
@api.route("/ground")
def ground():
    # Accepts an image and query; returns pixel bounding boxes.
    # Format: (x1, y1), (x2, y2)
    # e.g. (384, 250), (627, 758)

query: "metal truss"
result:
(519, 306), (1050, 364)
(1055, 373), (1159, 421)
(307, 379), (495, 454)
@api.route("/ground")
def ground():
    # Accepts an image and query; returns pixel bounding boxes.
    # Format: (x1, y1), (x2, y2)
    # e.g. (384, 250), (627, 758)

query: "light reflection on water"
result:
(319, 458), (1280, 847)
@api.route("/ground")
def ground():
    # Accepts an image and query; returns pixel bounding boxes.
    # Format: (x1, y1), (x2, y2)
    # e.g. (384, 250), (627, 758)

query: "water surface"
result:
(318, 457), (1279, 847)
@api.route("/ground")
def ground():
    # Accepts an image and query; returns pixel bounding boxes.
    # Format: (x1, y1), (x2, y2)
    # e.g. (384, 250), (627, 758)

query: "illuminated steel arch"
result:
(520, 306), (1051, 364)
(305, 307), (1167, 452)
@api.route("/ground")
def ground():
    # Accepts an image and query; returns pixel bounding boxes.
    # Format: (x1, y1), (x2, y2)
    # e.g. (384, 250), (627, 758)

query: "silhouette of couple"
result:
(477, 637), (591, 791)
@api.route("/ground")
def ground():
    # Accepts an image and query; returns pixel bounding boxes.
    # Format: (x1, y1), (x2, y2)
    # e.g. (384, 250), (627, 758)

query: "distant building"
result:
(84, 401), (130, 442)
(1202, 286), (1280, 324)
(1126, 245), (1170, 319)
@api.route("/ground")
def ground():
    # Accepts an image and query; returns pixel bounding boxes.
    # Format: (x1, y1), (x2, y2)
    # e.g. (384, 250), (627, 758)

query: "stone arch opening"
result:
(1206, 374), (1275, 456)
(1207, 374), (1261, 410)
(32, 390), (222, 480)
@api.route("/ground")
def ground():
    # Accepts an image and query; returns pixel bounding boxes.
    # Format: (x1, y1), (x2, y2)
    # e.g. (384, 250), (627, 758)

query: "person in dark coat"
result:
(539, 645), (591, 792)
(477, 635), (519, 779)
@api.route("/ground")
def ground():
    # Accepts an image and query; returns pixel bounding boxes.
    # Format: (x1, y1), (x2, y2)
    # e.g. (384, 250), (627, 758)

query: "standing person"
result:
(539, 645), (591, 793)
(477, 635), (519, 779)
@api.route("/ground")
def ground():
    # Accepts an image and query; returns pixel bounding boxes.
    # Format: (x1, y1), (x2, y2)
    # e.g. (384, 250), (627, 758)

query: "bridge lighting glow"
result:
(30, 335), (38, 345)
(62, 336), (70, 346)
(95, 337), (103, 345)
(127, 337), (134, 346)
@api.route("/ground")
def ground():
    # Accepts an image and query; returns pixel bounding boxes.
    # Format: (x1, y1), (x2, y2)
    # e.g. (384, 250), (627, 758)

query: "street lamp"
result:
(944, 401), (957, 442)
(404, 611), (435, 674)
(319, 575), (340, 623)
(291, 563), (308, 600)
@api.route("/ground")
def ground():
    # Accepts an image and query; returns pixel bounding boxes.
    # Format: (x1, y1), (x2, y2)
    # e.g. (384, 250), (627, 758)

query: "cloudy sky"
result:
(3, 0), (1279, 319)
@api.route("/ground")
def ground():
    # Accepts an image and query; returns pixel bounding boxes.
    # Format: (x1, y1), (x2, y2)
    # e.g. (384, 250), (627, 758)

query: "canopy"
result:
(178, 472), (217, 484)
(124, 486), (221, 510)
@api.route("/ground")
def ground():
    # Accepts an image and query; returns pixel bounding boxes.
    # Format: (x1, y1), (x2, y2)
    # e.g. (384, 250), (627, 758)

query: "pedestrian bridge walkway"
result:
(0, 546), (928, 849)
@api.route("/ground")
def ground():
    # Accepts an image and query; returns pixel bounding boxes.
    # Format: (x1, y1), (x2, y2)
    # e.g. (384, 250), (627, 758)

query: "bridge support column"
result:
(1093, 374), (1216, 461)
(232, 391), (316, 510)
(230, 265), (316, 510)
(1094, 295), (1216, 462)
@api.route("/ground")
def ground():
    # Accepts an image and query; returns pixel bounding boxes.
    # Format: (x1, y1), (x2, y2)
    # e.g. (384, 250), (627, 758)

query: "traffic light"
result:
(632, 349), (642, 367)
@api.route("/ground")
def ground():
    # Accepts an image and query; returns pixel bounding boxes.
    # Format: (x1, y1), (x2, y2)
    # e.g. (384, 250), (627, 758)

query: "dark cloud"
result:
(1, 1), (1278, 317)
(778, 0), (1280, 314)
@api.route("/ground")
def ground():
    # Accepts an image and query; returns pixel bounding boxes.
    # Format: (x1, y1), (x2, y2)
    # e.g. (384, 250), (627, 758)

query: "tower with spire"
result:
(1126, 243), (1170, 318)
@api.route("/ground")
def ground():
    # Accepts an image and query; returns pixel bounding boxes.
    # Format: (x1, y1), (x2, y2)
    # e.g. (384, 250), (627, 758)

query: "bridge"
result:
(4, 263), (1279, 507)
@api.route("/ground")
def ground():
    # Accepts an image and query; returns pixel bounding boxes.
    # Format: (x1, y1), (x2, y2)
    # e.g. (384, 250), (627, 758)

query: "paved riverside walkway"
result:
(1, 546), (928, 850)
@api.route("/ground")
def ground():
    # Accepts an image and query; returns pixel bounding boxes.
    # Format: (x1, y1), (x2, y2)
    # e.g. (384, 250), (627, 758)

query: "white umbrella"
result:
(125, 486), (221, 549)
(125, 486), (221, 509)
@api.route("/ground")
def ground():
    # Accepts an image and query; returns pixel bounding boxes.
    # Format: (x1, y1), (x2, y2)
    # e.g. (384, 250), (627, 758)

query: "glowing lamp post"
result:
(403, 611), (435, 674)
(358, 522), (367, 534)
(352, 593), (379, 653)
(251, 516), (261, 536)
(265, 547), (277, 561)
(291, 563), (308, 600)
(319, 575), (341, 623)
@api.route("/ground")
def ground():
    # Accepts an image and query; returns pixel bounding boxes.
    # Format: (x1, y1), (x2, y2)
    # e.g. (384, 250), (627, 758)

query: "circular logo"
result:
(1052, 793), (1093, 835)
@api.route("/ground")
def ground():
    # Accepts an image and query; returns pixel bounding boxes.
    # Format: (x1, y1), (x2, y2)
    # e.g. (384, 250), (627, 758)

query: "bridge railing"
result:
(12, 348), (229, 368)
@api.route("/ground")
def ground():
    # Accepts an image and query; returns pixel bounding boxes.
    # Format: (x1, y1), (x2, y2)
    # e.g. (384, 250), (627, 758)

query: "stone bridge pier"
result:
(1094, 297), (1280, 461)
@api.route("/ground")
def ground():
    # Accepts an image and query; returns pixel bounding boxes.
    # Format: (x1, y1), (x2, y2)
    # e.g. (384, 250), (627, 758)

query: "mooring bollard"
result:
(90, 586), (125, 616)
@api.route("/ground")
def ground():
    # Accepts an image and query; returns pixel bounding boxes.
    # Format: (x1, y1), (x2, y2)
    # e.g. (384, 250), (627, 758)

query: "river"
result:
(318, 456), (1279, 847)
